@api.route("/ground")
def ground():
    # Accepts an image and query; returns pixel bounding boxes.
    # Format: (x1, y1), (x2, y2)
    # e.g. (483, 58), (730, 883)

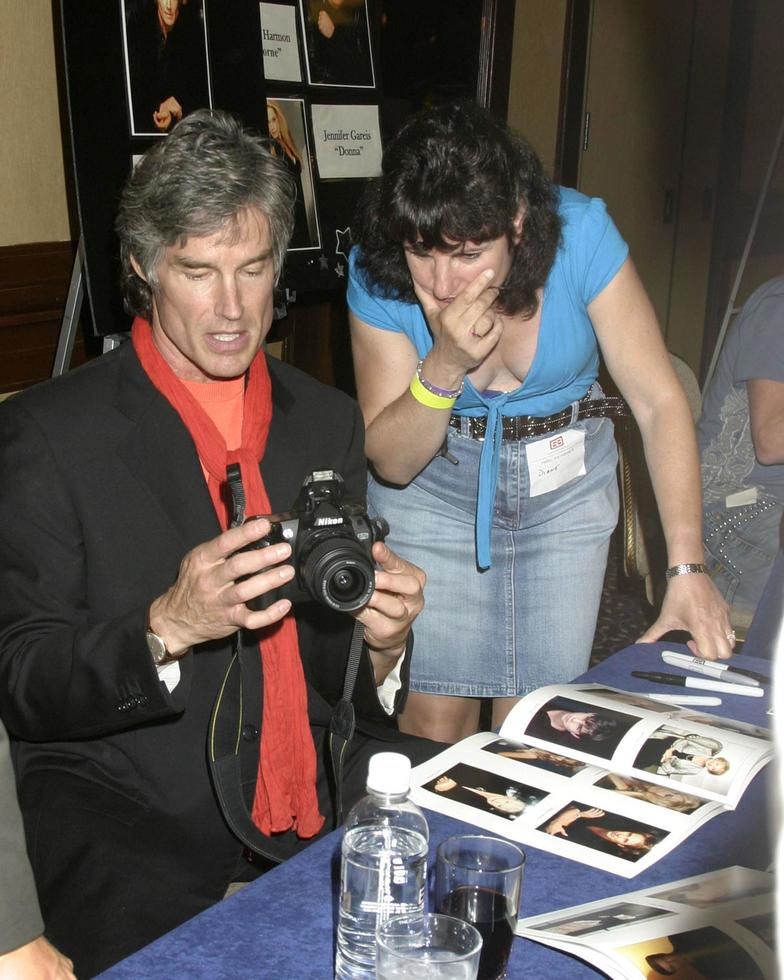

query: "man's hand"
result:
(317, 9), (336, 37)
(0, 936), (76, 980)
(148, 519), (299, 655)
(353, 542), (426, 682)
(638, 573), (735, 660)
(153, 96), (183, 131)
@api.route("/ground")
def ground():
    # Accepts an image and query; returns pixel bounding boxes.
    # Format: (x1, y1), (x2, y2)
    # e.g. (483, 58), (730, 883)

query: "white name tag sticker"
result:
(725, 487), (758, 508)
(526, 429), (586, 497)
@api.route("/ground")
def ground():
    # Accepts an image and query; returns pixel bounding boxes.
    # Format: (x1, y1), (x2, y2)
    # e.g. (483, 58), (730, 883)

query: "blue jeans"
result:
(703, 493), (782, 618)
(368, 414), (619, 697)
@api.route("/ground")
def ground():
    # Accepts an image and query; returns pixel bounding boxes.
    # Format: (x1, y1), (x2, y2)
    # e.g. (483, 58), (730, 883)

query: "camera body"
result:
(244, 470), (388, 613)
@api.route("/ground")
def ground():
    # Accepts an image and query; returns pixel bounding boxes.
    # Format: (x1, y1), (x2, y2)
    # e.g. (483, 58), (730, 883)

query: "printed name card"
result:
(260, 3), (302, 82)
(311, 104), (382, 179)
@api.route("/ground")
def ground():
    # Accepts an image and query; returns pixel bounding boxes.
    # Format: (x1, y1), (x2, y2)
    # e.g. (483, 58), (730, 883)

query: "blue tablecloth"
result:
(99, 643), (773, 979)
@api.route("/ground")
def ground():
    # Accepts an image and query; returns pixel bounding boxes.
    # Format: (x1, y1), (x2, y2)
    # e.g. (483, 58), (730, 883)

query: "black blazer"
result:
(0, 343), (411, 973)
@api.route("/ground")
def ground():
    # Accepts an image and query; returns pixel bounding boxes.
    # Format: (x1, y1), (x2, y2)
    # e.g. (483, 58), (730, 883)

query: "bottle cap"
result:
(366, 752), (411, 795)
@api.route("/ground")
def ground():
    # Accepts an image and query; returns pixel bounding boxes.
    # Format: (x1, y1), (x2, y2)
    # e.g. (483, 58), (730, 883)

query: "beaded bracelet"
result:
(415, 359), (465, 399)
(409, 373), (457, 409)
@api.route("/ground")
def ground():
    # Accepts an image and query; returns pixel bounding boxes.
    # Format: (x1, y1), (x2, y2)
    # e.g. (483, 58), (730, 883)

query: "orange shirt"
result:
(182, 377), (245, 481)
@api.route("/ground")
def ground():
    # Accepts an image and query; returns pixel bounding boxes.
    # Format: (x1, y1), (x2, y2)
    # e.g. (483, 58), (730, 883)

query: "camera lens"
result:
(331, 568), (362, 597)
(301, 539), (374, 612)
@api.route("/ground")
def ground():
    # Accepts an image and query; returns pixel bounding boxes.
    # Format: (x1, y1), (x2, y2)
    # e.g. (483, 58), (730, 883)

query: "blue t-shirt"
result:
(698, 275), (784, 506)
(347, 186), (629, 418)
(347, 187), (629, 567)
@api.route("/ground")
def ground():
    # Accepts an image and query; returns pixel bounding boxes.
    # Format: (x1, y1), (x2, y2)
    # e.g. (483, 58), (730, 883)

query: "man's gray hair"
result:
(116, 109), (295, 319)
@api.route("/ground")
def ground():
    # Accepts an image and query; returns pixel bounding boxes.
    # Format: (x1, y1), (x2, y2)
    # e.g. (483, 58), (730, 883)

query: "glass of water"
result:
(376, 912), (483, 979)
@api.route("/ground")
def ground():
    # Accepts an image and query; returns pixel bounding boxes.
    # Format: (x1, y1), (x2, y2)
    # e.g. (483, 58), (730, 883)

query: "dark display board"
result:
(58, 0), (382, 336)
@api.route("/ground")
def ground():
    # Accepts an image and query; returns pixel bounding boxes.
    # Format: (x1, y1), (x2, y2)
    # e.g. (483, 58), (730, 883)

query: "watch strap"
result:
(665, 562), (707, 581)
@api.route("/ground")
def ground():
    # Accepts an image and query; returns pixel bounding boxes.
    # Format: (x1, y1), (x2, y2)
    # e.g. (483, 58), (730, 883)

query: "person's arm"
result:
(0, 400), (303, 741)
(0, 937), (76, 980)
(0, 720), (75, 978)
(590, 258), (733, 661)
(545, 806), (605, 837)
(349, 267), (500, 485)
(606, 773), (638, 794)
(748, 378), (784, 464)
(686, 734), (722, 753)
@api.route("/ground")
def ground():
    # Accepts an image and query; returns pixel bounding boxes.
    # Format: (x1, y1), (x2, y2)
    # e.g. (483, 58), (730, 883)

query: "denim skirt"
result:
(368, 414), (619, 697)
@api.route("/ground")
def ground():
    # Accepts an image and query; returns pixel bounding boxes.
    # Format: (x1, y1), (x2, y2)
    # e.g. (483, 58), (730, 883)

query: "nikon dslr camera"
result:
(244, 470), (388, 613)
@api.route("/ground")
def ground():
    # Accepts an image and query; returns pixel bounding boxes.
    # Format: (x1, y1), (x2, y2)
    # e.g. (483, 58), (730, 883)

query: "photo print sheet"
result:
(517, 866), (774, 980)
(409, 684), (772, 878)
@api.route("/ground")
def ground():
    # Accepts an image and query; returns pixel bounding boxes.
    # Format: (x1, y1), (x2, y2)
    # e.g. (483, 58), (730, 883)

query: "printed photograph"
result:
(266, 97), (320, 250)
(677, 713), (771, 742)
(633, 724), (733, 787)
(122, 0), (211, 136)
(593, 773), (705, 814)
(738, 912), (774, 949)
(651, 869), (771, 910)
(300, 0), (374, 87)
(538, 802), (668, 863)
(422, 762), (548, 822)
(617, 925), (765, 978)
(521, 695), (637, 760)
(543, 901), (667, 937)
(481, 738), (587, 777)
(577, 687), (672, 713)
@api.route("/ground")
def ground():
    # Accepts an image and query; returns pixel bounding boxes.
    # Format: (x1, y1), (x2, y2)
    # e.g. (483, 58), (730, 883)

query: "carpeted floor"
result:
(590, 531), (658, 666)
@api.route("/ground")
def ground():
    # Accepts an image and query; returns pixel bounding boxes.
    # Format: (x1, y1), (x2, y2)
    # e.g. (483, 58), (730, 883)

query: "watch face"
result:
(146, 630), (167, 663)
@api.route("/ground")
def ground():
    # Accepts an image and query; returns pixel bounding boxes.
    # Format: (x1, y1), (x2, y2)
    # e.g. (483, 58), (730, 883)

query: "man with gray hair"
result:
(0, 110), (432, 976)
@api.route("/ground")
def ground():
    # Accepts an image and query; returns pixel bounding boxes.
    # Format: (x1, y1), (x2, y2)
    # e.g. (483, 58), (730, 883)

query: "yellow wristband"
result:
(409, 374), (457, 409)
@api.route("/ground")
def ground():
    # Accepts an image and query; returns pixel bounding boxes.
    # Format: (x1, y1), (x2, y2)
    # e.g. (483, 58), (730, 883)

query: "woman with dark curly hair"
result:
(347, 101), (732, 744)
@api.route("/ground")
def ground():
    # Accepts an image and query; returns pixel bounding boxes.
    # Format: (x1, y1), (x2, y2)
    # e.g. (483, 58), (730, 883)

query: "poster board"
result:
(58, 0), (383, 337)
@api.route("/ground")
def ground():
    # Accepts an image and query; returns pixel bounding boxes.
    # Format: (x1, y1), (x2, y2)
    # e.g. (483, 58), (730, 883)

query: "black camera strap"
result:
(209, 623), (365, 859)
(208, 632), (299, 863)
(226, 462), (246, 527)
(328, 618), (364, 824)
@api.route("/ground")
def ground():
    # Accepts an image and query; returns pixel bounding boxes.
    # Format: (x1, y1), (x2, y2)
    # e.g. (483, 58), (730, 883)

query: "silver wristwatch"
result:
(145, 628), (171, 666)
(664, 562), (707, 581)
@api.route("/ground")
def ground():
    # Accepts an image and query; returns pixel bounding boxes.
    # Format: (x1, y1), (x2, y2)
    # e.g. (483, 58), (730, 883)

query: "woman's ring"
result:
(726, 630), (736, 643)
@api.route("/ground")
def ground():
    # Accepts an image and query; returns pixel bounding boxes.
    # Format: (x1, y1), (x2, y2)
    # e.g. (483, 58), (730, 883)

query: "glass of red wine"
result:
(436, 835), (525, 980)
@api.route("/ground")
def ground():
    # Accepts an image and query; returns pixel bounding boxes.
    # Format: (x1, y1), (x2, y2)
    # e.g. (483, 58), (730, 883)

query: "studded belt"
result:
(448, 393), (630, 441)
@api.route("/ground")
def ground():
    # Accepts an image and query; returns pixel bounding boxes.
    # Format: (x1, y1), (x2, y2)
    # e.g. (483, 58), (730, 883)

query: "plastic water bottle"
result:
(335, 752), (429, 980)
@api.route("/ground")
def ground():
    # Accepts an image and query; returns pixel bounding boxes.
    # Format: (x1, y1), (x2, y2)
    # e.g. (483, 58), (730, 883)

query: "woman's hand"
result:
(545, 805), (604, 837)
(413, 268), (503, 387)
(638, 572), (734, 660)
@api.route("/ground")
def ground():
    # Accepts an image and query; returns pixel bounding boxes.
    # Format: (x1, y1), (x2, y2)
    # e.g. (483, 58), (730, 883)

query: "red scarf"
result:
(132, 318), (323, 839)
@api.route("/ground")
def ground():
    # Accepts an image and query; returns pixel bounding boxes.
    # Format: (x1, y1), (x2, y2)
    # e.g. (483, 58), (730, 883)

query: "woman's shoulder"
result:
(347, 248), (423, 334)
(551, 186), (629, 293)
(555, 186), (614, 236)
